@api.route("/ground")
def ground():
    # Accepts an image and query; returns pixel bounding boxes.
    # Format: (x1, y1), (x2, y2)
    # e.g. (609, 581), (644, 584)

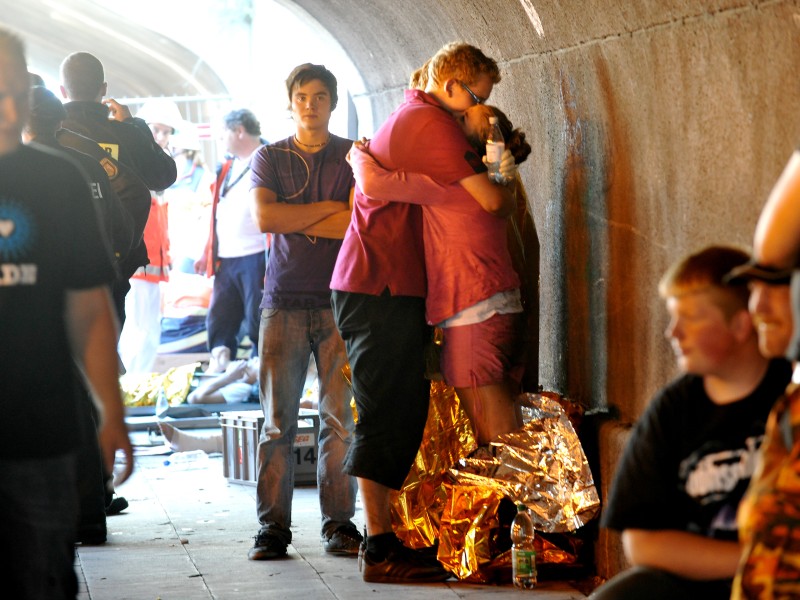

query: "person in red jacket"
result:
(118, 99), (183, 374)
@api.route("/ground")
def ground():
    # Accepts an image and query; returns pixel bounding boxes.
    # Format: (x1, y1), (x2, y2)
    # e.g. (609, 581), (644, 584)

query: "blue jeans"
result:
(0, 454), (78, 599)
(206, 251), (266, 357)
(255, 307), (357, 543)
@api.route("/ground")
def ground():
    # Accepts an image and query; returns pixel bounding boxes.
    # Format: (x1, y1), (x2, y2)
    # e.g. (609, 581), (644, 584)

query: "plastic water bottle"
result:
(511, 503), (537, 589)
(485, 115), (505, 183)
(155, 388), (169, 420)
(163, 450), (210, 470)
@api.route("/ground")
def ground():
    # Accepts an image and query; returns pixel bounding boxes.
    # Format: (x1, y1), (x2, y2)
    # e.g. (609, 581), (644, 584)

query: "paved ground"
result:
(75, 437), (589, 599)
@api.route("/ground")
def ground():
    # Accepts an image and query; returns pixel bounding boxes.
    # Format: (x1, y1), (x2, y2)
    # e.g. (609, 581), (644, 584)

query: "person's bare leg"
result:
(357, 475), (448, 583)
(455, 383), (519, 445)
(357, 477), (393, 535)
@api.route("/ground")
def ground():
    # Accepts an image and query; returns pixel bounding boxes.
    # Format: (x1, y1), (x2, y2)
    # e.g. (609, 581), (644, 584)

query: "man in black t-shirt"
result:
(591, 246), (791, 600)
(0, 27), (133, 598)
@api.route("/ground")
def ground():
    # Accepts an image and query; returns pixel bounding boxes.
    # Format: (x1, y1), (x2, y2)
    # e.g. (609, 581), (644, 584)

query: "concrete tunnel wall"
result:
(286, 0), (800, 580)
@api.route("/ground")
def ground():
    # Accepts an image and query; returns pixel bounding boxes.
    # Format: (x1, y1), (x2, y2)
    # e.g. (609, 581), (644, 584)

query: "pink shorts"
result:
(440, 312), (523, 388)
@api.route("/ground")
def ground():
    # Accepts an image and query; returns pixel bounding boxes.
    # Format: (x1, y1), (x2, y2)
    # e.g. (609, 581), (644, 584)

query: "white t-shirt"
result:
(216, 154), (265, 258)
(437, 288), (522, 328)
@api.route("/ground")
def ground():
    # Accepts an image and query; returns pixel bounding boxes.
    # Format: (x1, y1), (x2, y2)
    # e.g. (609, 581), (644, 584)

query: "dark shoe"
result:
(360, 538), (449, 583)
(322, 525), (363, 555)
(105, 496), (129, 516)
(76, 523), (107, 546)
(247, 530), (287, 560)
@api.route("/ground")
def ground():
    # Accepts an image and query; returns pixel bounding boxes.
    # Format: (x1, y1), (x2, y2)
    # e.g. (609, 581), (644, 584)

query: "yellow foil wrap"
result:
(390, 381), (477, 548)
(438, 482), (506, 582)
(437, 481), (580, 583)
(120, 363), (199, 407)
(390, 385), (599, 581)
(456, 393), (600, 533)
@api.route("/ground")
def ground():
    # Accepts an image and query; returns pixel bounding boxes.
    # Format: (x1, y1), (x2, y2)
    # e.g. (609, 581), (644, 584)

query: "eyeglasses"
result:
(459, 80), (485, 105)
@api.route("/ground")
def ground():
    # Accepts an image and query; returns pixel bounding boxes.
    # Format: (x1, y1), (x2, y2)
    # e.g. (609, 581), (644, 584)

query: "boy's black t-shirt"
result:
(602, 358), (792, 540)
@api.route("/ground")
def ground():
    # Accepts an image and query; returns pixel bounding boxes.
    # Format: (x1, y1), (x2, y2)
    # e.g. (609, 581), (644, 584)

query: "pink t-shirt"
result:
(330, 90), (479, 298)
(349, 137), (520, 324)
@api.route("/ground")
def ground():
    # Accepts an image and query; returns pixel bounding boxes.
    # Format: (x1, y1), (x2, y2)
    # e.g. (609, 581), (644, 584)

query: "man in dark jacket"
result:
(59, 51), (177, 320)
(25, 85), (130, 272)
(59, 52), (176, 191)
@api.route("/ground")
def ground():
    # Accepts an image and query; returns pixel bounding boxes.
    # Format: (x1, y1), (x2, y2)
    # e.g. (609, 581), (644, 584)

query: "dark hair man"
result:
(247, 64), (359, 561)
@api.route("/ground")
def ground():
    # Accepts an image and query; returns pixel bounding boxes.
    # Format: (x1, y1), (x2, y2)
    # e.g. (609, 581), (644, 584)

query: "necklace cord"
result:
(294, 134), (331, 149)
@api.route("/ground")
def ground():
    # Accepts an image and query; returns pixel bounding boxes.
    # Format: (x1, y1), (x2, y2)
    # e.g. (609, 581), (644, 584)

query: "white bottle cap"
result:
(489, 116), (498, 124)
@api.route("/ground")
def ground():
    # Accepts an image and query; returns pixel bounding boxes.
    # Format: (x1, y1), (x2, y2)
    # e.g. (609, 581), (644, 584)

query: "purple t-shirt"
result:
(330, 89), (478, 297)
(250, 134), (353, 309)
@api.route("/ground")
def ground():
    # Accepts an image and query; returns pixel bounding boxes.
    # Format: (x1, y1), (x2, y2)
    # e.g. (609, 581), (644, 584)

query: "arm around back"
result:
(459, 171), (515, 218)
(348, 141), (447, 205)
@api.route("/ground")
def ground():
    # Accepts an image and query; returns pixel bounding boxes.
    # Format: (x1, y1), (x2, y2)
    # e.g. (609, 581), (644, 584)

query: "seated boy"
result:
(591, 246), (791, 600)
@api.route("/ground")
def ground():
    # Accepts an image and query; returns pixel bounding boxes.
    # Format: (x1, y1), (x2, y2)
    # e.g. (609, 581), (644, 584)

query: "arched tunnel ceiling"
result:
(284, 0), (746, 113)
(7, 1), (756, 113)
(284, 0), (551, 92)
(5, 0), (228, 99)
(286, 0), (517, 96)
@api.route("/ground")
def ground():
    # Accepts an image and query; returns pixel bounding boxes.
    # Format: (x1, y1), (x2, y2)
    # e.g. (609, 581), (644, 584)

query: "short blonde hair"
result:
(409, 59), (430, 90)
(425, 42), (500, 88)
(658, 245), (751, 319)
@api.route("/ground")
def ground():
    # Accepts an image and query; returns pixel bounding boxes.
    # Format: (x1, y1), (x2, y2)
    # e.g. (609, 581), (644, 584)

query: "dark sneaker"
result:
(322, 525), (363, 555)
(360, 538), (450, 583)
(76, 523), (107, 546)
(105, 496), (129, 516)
(247, 530), (288, 560)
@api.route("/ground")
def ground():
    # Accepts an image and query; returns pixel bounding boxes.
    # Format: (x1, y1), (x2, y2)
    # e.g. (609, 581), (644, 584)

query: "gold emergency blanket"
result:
(390, 388), (600, 581)
(457, 392), (601, 533)
(120, 362), (199, 407)
(389, 382), (477, 547)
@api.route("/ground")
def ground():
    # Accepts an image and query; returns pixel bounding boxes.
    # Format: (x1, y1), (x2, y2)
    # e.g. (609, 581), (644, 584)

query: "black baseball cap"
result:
(724, 260), (793, 285)
(29, 85), (67, 123)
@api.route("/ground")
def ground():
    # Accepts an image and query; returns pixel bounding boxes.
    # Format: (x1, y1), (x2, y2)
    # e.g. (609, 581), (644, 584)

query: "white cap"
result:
(136, 99), (185, 133)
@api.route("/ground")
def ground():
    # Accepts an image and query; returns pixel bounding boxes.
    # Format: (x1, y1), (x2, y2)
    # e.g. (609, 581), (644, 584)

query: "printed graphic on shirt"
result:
(0, 199), (37, 286)
(679, 435), (762, 534)
(266, 147), (311, 201)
